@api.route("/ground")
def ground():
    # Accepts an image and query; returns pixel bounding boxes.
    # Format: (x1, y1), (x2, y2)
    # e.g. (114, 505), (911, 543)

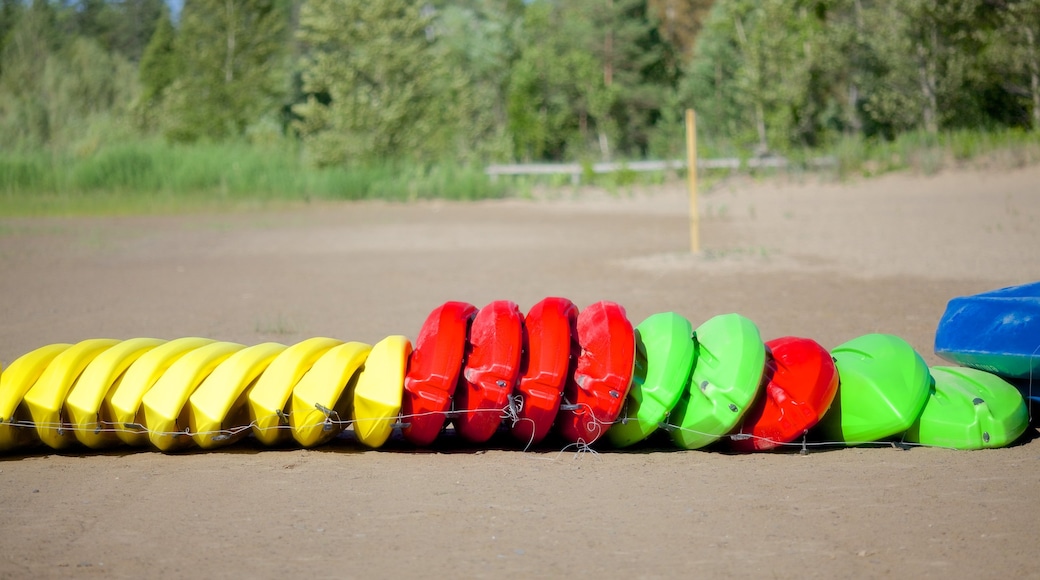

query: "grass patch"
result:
(829, 128), (1040, 178)
(0, 140), (506, 216)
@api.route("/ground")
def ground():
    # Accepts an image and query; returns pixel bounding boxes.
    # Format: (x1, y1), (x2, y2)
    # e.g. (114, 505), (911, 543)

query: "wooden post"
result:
(685, 109), (699, 253)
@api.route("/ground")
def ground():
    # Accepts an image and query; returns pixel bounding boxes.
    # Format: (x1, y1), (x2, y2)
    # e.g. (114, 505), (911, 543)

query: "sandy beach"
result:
(1, 165), (1038, 578)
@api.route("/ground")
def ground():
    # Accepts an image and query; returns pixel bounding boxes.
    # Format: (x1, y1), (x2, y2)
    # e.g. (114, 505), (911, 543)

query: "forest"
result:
(1, 0), (1039, 204)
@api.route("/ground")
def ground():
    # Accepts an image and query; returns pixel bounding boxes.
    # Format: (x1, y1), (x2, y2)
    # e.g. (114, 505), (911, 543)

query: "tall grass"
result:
(0, 140), (505, 215)
(830, 128), (1040, 178)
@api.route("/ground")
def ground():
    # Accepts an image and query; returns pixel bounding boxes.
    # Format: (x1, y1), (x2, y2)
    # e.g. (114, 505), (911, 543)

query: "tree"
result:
(0, 0), (59, 147)
(428, 1), (519, 161)
(162, 0), (289, 141)
(987, 0), (1040, 130)
(135, 7), (177, 128)
(138, 9), (178, 102)
(506, 0), (672, 161)
(293, 0), (449, 165)
(862, 0), (987, 135)
(648, 0), (714, 60)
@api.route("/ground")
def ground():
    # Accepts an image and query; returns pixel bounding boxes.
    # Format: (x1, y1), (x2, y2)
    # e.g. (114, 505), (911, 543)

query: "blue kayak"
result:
(934, 281), (1040, 380)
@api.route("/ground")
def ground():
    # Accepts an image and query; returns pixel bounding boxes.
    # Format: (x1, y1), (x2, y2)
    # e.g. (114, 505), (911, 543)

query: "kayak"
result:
(248, 337), (342, 446)
(108, 337), (216, 447)
(142, 342), (245, 452)
(66, 338), (166, 449)
(607, 312), (696, 448)
(189, 342), (287, 449)
(906, 365), (1029, 449)
(352, 335), (412, 448)
(557, 301), (636, 445)
(511, 297), (579, 446)
(290, 341), (371, 448)
(0, 343), (71, 452)
(401, 301), (477, 446)
(453, 301), (524, 444)
(730, 336), (838, 452)
(934, 281), (1040, 380)
(669, 313), (766, 450)
(23, 339), (121, 450)
(817, 334), (931, 445)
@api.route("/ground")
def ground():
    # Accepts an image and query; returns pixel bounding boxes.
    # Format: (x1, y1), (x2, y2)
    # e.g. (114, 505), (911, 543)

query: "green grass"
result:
(3, 129), (1037, 216)
(828, 128), (1040, 178)
(0, 140), (506, 216)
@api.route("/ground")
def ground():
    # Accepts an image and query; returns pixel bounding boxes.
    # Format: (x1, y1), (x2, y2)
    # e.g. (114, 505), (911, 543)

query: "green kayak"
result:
(817, 334), (931, 444)
(607, 312), (696, 448)
(905, 366), (1029, 449)
(669, 313), (766, 450)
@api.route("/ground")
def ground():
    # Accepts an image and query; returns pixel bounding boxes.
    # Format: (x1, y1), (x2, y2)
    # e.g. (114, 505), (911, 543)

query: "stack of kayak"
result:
(934, 281), (1040, 408)
(0, 288), (1034, 455)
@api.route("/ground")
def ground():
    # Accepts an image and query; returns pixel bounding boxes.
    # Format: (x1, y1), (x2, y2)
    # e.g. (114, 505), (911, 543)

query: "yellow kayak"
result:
(352, 335), (412, 448)
(290, 341), (372, 448)
(22, 339), (121, 450)
(188, 342), (286, 449)
(0, 343), (71, 451)
(142, 341), (245, 452)
(107, 337), (215, 446)
(65, 338), (166, 449)
(248, 337), (342, 446)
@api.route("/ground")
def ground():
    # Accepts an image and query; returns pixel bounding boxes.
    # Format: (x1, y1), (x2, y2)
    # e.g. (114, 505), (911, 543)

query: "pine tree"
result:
(163, 0), (289, 141)
(139, 8), (177, 106)
(293, 0), (447, 165)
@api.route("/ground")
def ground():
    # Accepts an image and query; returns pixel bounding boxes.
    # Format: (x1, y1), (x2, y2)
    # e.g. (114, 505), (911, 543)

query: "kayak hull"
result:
(731, 336), (838, 452)
(454, 301), (524, 444)
(817, 334), (931, 445)
(608, 312), (696, 448)
(352, 335), (411, 449)
(401, 302), (477, 446)
(934, 281), (1040, 380)
(557, 301), (636, 445)
(669, 313), (766, 450)
(512, 297), (579, 446)
(906, 365), (1029, 449)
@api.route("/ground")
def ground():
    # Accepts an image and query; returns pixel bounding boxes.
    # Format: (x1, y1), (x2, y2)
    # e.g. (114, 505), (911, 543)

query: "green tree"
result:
(293, 0), (448, 165)
(0, 0), (59, 148)
(428, 1), (519, 161)
(135, 7), (177, 129)
(862, 0), (987, 135)
(680, 0), (747, 149)
(163, 0), (289, 141)
(987, 0), (1040, 130)
(138, 9), (177, 103)
(648, 0), (715, 64)
(507, 0), (671, 161)
(0, 0), (25, 70)
(110, 0), (169, 62)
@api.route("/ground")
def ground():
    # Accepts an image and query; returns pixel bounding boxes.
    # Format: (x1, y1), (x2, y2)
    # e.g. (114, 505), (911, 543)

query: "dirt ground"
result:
(1, 165), (1038, 578)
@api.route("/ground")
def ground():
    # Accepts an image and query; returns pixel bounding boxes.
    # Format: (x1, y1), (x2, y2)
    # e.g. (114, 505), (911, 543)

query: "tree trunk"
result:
(916, 32), (938, 134)
(848, 83), (862, 135)
(224, 0), (236, 84)
(755, 101), (767, 152)
(734, 14), (767, 151)
(604, 0), (614, 87)
(1026, 25), (1040, 131)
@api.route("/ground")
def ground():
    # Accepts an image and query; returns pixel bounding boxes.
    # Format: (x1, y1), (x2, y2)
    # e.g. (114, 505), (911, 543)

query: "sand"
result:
(1, 165), (1038, 578)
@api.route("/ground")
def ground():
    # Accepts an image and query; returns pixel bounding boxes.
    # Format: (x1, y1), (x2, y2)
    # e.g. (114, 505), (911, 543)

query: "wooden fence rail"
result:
(485, 156), (836, 183)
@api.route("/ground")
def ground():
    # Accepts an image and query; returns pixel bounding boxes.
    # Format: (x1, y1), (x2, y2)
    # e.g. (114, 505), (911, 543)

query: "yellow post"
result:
(685, 109), (699, 253)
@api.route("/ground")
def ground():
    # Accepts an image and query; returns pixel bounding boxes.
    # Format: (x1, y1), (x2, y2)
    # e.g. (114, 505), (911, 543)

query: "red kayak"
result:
(401, 301), (478, 446)
(511, 297), (579, 446)
(730, 336), (838, 452)
(453, 300), (524, 443)
(557, 301), (636, 445)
